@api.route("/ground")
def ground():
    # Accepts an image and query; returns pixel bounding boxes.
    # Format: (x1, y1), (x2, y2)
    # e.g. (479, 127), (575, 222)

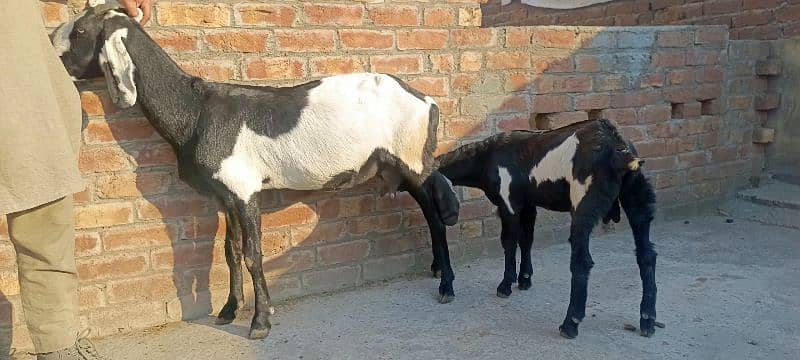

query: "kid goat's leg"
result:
(216, 197), (245, 325)
(620, 172), (658, 337)
(407, 184), (456, 303)
(234, 196), (273, 339)
(518, 206), (536, 291)
(559, 192), (614, 339)
(497, 212), (521, 298)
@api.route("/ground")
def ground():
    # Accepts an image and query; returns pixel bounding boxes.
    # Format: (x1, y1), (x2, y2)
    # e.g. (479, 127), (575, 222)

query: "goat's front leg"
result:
(216, 206), (245, 325)
(517, 206), (536, 291)
(235, 197), (272, 339)
(497, 213), (521, 298)
(559, 219), (594, 339)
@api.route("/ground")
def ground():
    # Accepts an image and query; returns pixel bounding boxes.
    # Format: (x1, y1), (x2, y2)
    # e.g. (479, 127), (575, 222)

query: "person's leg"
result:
(7, 197), (78, 354)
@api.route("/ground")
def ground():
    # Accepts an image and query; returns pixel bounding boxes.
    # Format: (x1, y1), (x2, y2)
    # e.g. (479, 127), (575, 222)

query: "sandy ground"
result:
(77, 213), (800, 360)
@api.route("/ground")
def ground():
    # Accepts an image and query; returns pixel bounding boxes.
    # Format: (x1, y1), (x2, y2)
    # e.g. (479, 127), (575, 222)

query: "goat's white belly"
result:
(214, 73), (433, 202)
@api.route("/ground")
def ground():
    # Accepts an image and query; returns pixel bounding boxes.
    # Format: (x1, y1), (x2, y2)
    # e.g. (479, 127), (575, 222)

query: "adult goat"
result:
(53, 3), (459, 339)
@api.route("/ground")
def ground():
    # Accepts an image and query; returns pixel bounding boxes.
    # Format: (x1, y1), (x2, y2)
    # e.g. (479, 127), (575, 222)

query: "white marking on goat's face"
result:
(100, 28), (137, 107)
(498, 166), (515, 214)
(52, 17), (78, 56)
(529, 133), (593, 210)
(215, 73), (434, 196)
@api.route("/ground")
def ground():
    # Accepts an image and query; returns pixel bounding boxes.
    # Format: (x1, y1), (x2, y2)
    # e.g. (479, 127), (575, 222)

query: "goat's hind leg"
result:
(216, 200), (245, 325)
(497, 212), (521, 298)
(621, 172), (658, 337)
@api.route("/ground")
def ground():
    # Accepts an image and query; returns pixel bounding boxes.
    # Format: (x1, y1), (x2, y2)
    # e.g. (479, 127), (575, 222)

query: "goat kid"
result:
(53, 2), (459, 339)
(431, 119), (659, 338)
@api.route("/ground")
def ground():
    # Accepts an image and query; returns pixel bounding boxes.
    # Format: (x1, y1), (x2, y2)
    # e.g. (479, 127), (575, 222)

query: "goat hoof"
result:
(249, 327), (270, 340)
(558, 323), (579, 339)
(268, 306), (276, 315)
(437, 292), (455, 304)
(215, 316), (235, 325)
(518, 274), (532, 290)
(496, 282), (512, 298)
(639, 318), (656, 337)
(432, 269), (442, 279)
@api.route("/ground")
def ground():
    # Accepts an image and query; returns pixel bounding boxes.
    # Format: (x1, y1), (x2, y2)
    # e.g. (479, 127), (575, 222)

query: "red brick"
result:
(290, 221), (345, 246)
(727, 96), (752, 110)
(318, 195), (375, 220)
(668, 69), (694, 85)
(304, 3), (364, 26)
(245, 58), (305, 80)
(775, 4), (800, 22)
(673, 101), (703, 118)
(635, 139), (678, 157)
(532, 95), (571, 113)
(264, 248), (315, 277)
(178, 60), (236, 81)
(505, 28), (531, 47)
(41, 2), (68, 27)
(602, 108), (638, 125)
(204, 31), (268, 53)
(496, 95), (530, 113)
(575, 55), (603, 73)
(639, 105), (673, 124)
(311, 57), (365, 77)
(261, 229), (292, 258)
(497, 114), (533, 131)
(733, 10), (774, 27)
(107, 273), (174, 304)
(84, 117), (157, 144)
(451, 28), (496, 48)
(369, 5), (419, 26)
(652, 0), (685, 11)
(261, 203), (317, 228)
(657, 31), (693, 47)
(687, 49), (720, 65)
(136, 196), (209, 220)
(530, 29), (578, 49)
(74, 202), (133, 229)
(96, 172), (171, 199)
(549, 112), (589, 129)
(696, 84), (723, 101)
(347, 214), (402, 236)
(75, 232), (101, 257)
(371, 230), (426, 256)
(77, 253), (148, 281)
(152, 241), (214, 269)
(407, 77), (449, 97)
(79, 146), (130, 173)
(339, 30), (394, 50)
(459, 200), (495, 220)
(754, 93), (781, 110)
(695, 28), (728, 44)
(430, 54), (454, 74)
(398, 30), (449, 50)
(445, 118), (490, 139)
(275, 30), (335, 52)
(0, 270), (19, 296)
(78, 285), (106, 311)
(575, 93), (611, 110)
(235, 4), (296, 27)
(505, 72), (531, 92)
(80, 91), (118, 116)
(158, 3), (230, 27)
(678, 151), (708, 169)
(533, 57), (574, 73)
(652, 51), (686, 68)
(103, 224), (175, 252)
(133, 143), (177, 168)
(151, 30), (199, 52)
(460, 52), (483, 72)
(703, 0), (742, 16)
(640, 73), (666, 88)
(695, 66), (725, 83)
(487, 51), (530, 70)
(612, 90), (661, 108)
(743, 0), (781, 10)
(318, 240), (369, 266)
(711, 146), (740, 162)
(370, 55), (422, 74)
(594, 75), (626, 91)
(424, 7), (456, 27)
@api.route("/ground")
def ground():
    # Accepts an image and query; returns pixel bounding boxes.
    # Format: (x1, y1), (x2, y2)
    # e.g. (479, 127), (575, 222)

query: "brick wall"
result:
(484, 0), (800, 40)
(0, 0), (762, 350)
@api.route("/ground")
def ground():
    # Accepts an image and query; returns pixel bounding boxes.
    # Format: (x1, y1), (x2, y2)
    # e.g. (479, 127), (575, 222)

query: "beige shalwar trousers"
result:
(0, 0), (85, 354)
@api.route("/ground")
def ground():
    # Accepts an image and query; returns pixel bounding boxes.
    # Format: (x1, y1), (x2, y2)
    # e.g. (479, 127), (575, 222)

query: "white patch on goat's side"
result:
(498, 166), (515, 214)
(51, 17), (77, 56)
(100, 28), (137, 108)
(216, 73), (434, 196)
(529, 133), (592, 211)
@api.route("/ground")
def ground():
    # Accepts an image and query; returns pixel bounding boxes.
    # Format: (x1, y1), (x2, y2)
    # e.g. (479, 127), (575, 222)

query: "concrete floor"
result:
(78, 211), (800, 360)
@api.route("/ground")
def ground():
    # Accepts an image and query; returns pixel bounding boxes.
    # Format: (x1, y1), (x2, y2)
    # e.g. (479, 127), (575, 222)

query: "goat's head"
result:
(613, 138), (644, 172)
(52, 0), (142, 108)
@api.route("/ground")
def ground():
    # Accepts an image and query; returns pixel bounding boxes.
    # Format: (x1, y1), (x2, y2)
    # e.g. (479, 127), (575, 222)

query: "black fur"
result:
(55, 7), (452, 339)
(430, 119), (658, 338)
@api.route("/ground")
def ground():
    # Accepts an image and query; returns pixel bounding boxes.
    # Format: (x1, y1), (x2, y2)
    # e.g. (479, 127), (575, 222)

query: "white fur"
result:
(214, 73), (435, 202)
(498, 166), (515, 214)
(529, 133), (593, 210)
(100, 28), (137, 108)
(52, 15), (77, 56)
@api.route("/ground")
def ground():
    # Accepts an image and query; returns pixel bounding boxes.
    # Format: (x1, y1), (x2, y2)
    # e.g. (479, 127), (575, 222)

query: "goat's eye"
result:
(76, 28), (86, 34)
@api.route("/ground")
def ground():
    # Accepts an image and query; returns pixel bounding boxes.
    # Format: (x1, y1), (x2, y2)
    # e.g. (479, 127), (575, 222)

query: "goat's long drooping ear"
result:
(99, 26), (137, 108)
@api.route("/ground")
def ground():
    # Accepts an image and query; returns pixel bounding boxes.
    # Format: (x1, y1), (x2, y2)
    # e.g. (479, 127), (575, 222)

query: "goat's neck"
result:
(126, 25), (201, 148)
(437, 158), (484, 189)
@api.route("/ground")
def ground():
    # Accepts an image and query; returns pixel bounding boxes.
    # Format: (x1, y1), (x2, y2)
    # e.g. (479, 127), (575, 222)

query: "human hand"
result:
(118, 0), (152, 25)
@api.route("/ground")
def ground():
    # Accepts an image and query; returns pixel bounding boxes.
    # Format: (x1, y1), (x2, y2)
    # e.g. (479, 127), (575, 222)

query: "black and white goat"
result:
(431, 119), (659, 338)
(53, 3), (459, 339)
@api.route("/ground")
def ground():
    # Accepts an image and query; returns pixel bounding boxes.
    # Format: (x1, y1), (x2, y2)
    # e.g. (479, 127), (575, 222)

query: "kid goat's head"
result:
(51, 0), (142, 108)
